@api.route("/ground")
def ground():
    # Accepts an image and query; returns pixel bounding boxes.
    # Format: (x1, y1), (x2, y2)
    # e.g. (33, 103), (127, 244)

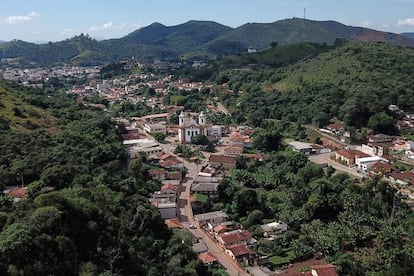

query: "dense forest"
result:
(198, 42), (414, 137)
(0, 80), (201, 275)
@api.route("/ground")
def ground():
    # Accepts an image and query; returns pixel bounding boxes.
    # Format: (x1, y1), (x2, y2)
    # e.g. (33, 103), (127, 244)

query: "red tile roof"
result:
(219, 230), (251, 245)
(213, 224), (228, 233)
(336, 149), (370, 159)
(209, 155), (236, 164)
(148, 169), (167, 176)
(198, 252), (218, 264)
(391, 172), (414, 185)
(4, 187), (28, 198)
(226, 244), (253, 257)
(310, 264), (338, 276)
(161, 183), (177, 193)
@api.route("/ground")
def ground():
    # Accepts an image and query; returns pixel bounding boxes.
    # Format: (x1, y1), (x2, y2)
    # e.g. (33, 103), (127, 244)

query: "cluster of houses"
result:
(193, 210), (290, 267)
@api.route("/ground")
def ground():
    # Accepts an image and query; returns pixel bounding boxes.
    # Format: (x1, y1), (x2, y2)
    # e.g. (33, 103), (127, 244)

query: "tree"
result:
(153, 132), (166, 142)
(191, 134), (209, 145)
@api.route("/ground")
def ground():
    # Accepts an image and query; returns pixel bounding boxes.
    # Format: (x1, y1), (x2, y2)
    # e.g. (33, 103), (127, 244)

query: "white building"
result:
(178, 111), (207, 143)
(356, 156), (383, 173)
(143, 123), (166, 134)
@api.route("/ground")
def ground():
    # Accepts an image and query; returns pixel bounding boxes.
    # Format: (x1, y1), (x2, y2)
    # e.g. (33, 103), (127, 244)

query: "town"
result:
(3, 59), (414, 276)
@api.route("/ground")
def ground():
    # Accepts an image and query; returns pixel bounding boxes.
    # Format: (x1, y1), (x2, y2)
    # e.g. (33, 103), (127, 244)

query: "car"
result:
(189, 224), (196, 229)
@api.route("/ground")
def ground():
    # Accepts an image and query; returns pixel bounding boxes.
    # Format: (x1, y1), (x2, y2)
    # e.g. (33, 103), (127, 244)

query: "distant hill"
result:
(1, 19), (414, 66)
(207, 19), (414, 51)
(401, 32), (414, 40)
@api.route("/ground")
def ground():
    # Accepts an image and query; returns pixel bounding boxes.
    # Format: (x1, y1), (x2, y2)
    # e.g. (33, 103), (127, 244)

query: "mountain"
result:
(1, 19), (414, 66)
(206, 18), (414, 51)
(401, 32), (414, 40)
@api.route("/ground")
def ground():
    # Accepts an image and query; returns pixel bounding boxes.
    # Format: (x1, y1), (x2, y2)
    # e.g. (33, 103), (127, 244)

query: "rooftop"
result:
(194, 210), (228, 222)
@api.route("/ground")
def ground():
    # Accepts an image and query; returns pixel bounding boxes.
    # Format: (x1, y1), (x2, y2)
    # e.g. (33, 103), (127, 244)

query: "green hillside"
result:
(219, 42), (414, 132)
(0, 80), (200, 274)
(1, 19), (414, 66)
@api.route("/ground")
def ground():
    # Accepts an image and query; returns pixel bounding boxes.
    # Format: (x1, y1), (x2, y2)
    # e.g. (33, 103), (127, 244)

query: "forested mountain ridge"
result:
(0, 80), (200, 275)
(215, 42), (414, 134)
(1, 19), (414, 66)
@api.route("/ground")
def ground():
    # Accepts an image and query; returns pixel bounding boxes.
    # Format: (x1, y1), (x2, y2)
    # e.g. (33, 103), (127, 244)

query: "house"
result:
(389, 172), (414, 186)
(355, 156), (383, 173)
(360, 143), (388, 157)
(225, 244), (253, 263)
(126, 138), (163, 158)
(216, 230), (251, 248)
(369, 161), (394, 176)
(209, 155), (237, 170)
(156, 202), (177, 219)
(148, 169), (167, 181)
(161, 183), (178, 194)
(288, 141), (314, 155)
(194, 211), (229, 228)
(368, 134), (394, 144)
(198, 252), (218, 265)
(191, 182), (219, 196)
(335, 149), (370, 165)
(192, 242), (208, 254)
(310, 264), (338, 276)
(213, 224), (228, 235)
(142, 112), (170, 123)
(224, 145), (244, 156)
(260, 221), (288, 237)
(243, 138), (254, 148)
(326, 124), (344, 135)
(229, 132), (246, 146)
(3, 186), (28, 202)
(143, 122), (166, 134)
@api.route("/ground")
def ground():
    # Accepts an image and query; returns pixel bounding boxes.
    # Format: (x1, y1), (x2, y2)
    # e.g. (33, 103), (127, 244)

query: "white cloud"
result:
(5, 11), (39, 24)
(361, 20), (372, 28)
(89, 21), (113, 31)
(397, 18), (414, 26)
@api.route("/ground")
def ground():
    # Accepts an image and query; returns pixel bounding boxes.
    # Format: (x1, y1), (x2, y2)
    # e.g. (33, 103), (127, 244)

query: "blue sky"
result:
(1, 0), (414, 42)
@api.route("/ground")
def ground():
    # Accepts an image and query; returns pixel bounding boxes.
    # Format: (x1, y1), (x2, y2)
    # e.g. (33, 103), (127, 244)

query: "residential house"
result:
(209, 155), (237, 170)
(288, 141), (314, 155)
(191, 182), (219, 196)
(148, 169), (167, 181)
(156, 202), (177, 219)
(225, 244), (253, 264)
(159, 155), (183, 169)
(161, 183), (178, 194)
(216, 230), (251, 248)
(368, 134), (394, 144)
(3, 186), (28, 203)
(198, 252), (218, 265)
(326, 123), (344, 135)
(143, 122), (166, 134)
(335, 149), (370, 165)
(192, 242), (208, 254)
(260, 221), (288, 238)
(310, 264), (338, 276)
(194, 211), (229, 228)
(369, 161), (394, 176)
(224, 145), (244, 156)
(389, 172), (414, 186)
(229, 132), (245, 147)
(213, 224), (228, 235)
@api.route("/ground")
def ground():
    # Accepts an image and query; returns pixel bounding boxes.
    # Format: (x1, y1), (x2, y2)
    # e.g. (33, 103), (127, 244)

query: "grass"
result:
(194, 193), (209, 204)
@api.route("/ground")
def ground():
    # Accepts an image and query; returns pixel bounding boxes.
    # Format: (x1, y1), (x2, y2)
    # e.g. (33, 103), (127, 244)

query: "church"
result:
(178, 111), (210, 143)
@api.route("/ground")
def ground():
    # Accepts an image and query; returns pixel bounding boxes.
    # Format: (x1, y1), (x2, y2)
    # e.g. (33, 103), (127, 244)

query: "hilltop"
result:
(1, 19), (414, 66)
(217, 42), (414, 131)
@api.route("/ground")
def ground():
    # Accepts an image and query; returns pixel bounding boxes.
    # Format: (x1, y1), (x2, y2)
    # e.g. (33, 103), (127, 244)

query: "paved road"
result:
(308, 152), (364, 179)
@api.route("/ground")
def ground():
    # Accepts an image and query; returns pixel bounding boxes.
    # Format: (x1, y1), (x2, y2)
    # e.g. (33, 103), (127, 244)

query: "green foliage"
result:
(153, 132), (166, 142)
(0, 81), (199, 275)
(216, 149), (414, 273)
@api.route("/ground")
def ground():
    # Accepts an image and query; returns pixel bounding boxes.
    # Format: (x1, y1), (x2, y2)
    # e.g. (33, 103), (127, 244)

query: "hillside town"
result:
(3, 60), (414, 276)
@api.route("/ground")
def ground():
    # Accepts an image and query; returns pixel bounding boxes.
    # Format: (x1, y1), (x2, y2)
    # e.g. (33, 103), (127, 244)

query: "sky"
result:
(0, 0), (414, 42)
